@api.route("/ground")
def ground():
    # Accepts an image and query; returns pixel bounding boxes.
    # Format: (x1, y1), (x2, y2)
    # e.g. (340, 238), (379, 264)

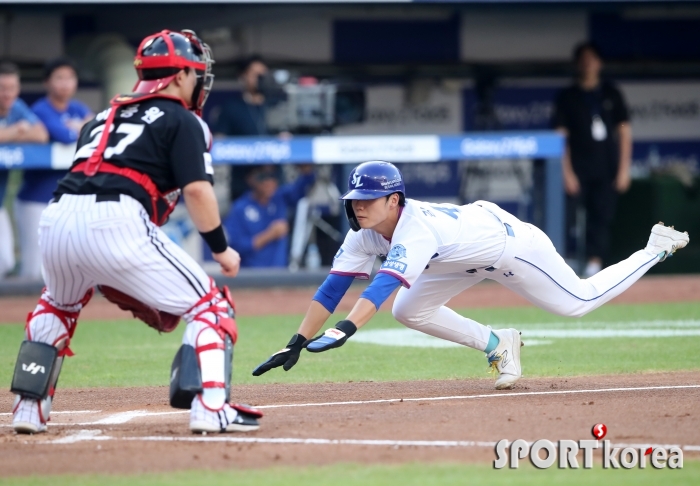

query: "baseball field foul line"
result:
(0, 410), (100, 417)
(1, 384), (698, 427)
(255, 384), (700, 409)
(37, 431), (700, 452)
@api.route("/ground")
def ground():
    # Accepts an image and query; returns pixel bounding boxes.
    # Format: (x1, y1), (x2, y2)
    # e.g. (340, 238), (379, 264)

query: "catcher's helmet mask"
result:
(341, 161), (406, 232)
(133, 29), (214, 114)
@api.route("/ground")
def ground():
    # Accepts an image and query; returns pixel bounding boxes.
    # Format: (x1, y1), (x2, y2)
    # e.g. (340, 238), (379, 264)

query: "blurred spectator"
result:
(0, 62), (48, 278)
(554, 42), (632, 277)
(224, 164), (315, 268)
(15, 58), (92, 279)
(213, 55), (272, 202)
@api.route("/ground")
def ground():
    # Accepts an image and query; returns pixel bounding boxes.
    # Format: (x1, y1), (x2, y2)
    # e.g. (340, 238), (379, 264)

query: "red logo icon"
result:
(592, 423), (607, 440)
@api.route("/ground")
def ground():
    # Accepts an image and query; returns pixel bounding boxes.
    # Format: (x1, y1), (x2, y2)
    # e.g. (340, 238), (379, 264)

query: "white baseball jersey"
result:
(331, 196), (661, 354)
(331, 199), (508, 288)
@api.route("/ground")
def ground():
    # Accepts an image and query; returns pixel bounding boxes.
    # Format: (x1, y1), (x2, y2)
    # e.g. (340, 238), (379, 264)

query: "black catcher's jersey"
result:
(55, 96), (213, 221)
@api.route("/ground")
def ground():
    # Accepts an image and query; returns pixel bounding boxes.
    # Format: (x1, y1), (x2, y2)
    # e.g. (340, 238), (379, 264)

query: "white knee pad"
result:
(26, 289), (92, 353)
(13, 289), (92, 426)
(182, 321), (228, 411)
(176, 283), (238, 411)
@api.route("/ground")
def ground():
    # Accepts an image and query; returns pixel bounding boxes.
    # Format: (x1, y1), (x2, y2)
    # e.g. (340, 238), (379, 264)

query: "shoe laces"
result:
(487, 352), (502, 375)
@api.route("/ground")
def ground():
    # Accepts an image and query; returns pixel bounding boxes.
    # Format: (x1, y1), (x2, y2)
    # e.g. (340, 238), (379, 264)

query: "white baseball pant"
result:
(392, 203), (659, 351)
(13, 193), (236, 427)
(38, 194), (210, 311)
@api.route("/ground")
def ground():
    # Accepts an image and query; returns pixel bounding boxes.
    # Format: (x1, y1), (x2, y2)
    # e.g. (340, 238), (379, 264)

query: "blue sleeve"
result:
(32, 103), (78, 143)
(223, 204), (255, 256)
(312, 273), (354, 313)
(360, 273), (402, 311)
(279, 172), (316, 207)
(12, 99), (39, 124)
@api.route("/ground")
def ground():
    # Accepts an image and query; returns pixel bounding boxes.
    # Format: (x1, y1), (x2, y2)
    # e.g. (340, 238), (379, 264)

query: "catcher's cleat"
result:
(645, 222), (689, 262)
(487, 328), (522, 390)
(12, 397), (47, 434)
(190, 396), (261, 434)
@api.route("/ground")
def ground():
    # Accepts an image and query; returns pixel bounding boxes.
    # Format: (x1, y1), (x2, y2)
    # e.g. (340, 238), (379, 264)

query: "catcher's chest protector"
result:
(72, 92), (188, 226)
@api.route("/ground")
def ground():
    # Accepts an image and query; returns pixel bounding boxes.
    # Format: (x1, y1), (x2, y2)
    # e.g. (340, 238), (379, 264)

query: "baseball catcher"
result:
(254, 161), (689, 388)
(10, 29), (262, 434)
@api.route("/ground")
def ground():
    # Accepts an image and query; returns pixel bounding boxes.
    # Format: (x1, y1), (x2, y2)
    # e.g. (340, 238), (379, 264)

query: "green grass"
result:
(2, 461), (699, 486)
(0, 301), (699, 389)
(2, 302), (699, 484)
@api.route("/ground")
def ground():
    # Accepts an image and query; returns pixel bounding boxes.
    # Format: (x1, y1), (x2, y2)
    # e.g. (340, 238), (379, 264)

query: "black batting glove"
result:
(304, 320), (357, 353)
(252, 333), (307, 376)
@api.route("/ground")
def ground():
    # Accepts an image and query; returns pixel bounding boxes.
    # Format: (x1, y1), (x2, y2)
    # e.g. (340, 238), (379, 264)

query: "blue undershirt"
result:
(312, 272), (402, 314)
(313, 274), (354, 313)
(360, 273), (402, 310)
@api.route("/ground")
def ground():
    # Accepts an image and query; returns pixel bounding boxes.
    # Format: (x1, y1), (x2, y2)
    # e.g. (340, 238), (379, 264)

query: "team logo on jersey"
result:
(351, 172), (364, 188)
(388, 244), (407, 260)
(381, 259), (407, 274)
(333, 248), (344, 263)
(245, 205), (260, 222)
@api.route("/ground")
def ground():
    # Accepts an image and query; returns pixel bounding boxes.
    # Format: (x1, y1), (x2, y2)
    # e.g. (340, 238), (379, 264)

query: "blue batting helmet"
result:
(341, 161), (406, 231)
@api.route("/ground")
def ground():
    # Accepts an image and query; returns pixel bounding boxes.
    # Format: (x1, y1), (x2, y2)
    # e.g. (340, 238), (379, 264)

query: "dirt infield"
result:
(1, 276), (698, 476)
(1, 274), (699, 324)
(0, 372), (698, 476)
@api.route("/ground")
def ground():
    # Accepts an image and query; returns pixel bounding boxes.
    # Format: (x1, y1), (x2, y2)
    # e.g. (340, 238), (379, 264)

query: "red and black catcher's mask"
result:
(133, 29), (214, 115)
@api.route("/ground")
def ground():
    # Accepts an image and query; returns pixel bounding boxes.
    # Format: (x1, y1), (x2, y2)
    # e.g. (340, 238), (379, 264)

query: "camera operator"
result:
(214, 56), (273, 202)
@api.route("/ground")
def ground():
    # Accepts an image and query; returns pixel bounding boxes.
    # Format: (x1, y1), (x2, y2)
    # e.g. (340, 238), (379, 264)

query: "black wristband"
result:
(335, 320), (357, 338)
(200, 225), (228, 254)
(287, 333), (307, 350)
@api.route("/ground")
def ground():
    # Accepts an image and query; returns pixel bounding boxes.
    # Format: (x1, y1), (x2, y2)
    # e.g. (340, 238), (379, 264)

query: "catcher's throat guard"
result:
(11, 341), (58, 400)
(169, 334), (233, 409)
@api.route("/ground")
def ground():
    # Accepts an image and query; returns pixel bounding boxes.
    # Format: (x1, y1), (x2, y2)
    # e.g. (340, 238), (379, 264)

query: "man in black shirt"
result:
(553, 42), (632, 277)
(214, 55), (269, 138)
(214, 55), (272, 201)
(10, 29), (262, 435)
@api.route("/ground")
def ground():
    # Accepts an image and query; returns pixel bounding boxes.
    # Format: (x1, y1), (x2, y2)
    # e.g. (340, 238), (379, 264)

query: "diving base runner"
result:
(253, 161), (689, 389)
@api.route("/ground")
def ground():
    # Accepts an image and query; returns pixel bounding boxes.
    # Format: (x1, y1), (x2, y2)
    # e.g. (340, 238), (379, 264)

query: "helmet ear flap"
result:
(344, 200), (361, 232)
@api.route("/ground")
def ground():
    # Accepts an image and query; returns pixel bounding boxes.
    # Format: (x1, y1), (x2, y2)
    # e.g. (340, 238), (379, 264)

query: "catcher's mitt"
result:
(99, 285), (180, 333)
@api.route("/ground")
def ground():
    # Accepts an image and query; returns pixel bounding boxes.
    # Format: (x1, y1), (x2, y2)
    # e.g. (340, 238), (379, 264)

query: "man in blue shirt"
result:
(224, 164), (315, 267)
(14, 58), (92, 279)
(0, 62), (48, 278)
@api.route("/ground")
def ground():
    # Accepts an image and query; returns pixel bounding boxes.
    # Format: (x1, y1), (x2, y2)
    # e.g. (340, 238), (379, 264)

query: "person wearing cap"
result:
(223, 164), (315, 267)
(10, 29), (262, 436)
